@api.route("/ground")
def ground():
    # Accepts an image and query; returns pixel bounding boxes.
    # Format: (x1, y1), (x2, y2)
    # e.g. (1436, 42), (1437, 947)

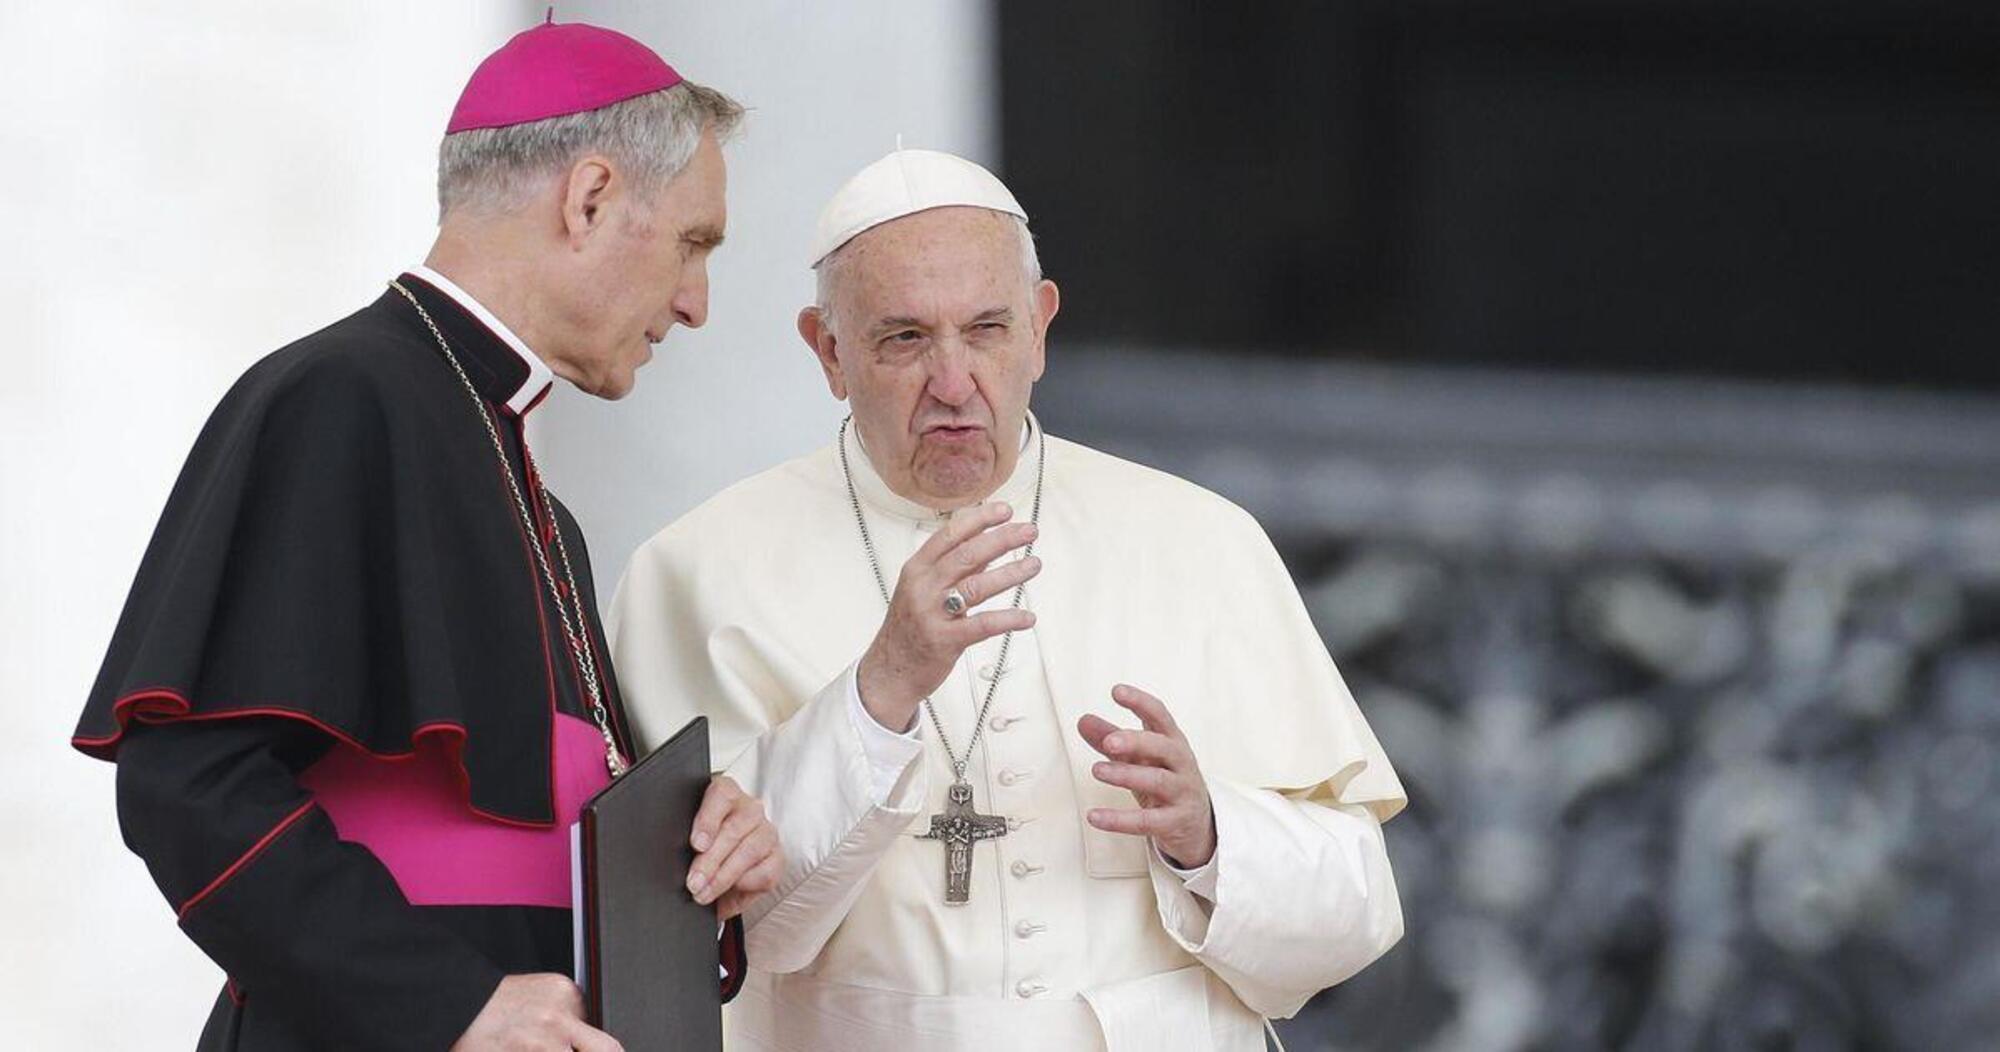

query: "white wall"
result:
(0, 3), (524, 1045)
(0, 2), (994, 1046)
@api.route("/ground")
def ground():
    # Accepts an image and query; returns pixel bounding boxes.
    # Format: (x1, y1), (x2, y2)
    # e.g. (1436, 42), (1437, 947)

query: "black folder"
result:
(577, 715), (724, 1051)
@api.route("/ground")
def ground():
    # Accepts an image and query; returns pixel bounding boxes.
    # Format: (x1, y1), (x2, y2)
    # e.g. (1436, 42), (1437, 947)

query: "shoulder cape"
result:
(73, 293), (579, 826)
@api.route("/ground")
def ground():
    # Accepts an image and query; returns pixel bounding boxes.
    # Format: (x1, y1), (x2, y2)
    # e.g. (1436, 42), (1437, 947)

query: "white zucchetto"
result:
(808, 149), (1028, 268)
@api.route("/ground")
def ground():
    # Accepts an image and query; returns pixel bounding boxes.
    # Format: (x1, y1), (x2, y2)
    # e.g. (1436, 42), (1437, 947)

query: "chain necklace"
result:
(389, 281), (628, 779)
(836, 415), (1045, 787)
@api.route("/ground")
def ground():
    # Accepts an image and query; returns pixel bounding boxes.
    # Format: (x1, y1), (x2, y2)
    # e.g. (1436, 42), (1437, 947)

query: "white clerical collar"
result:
(408, 264), (556, 415)
(845, 412), (1043, 525)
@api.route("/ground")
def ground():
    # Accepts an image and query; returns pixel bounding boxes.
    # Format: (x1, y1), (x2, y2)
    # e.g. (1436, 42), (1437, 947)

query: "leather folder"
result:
(577, 715), (723, 1051)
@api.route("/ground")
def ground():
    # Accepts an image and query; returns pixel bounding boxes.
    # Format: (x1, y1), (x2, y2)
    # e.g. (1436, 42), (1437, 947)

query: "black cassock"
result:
(72, 273), (743, 1050)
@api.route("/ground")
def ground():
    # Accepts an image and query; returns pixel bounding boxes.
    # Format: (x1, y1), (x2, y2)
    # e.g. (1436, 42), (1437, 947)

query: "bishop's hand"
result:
(856, 501), (1041, 732)
(1079, 685), (1218, 869)
(451, 973), (622, 1052)
(685, 776), (783, 920)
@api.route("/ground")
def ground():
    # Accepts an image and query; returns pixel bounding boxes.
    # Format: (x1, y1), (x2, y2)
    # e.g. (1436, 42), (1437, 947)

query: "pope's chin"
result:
(914, 433), (998, 502)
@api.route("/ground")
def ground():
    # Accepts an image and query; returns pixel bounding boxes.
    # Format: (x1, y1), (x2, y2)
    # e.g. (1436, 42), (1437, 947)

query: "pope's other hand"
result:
(1078, 684), (1217, 869)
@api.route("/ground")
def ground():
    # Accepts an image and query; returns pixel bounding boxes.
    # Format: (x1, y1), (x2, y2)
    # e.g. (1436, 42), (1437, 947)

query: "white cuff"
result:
(845, 665), (925, 802)
(1158, 843), (1221, 902)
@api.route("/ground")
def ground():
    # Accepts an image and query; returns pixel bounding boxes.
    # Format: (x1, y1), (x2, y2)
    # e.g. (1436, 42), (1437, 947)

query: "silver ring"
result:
(943, 588), (968, 617)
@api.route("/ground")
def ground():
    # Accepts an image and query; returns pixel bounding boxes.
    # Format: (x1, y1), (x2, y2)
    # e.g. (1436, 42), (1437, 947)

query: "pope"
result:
(611, 150), (1408, 1051)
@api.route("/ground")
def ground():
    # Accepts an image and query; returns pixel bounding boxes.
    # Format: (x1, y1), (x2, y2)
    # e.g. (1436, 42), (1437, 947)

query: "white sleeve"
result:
(726, 664), (929, 974)
(846, 665), (925, 801)
(1156, 844), (1220, 903)
(1145, 778), (1404, 1019)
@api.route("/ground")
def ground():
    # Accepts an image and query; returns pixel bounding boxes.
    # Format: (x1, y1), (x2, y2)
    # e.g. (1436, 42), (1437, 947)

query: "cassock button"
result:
(1014, 920), (1048, 939)
(989, 714), (1021, 732)
(1010, 860), (1044, 879)
(997, 768), (1027, 787)
(1015, 980), (1048, 999)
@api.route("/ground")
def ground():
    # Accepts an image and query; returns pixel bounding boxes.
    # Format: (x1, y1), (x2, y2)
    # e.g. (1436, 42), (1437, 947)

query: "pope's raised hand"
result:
(857, 501), (1041, 733)
(1079, 685), (1217, 869)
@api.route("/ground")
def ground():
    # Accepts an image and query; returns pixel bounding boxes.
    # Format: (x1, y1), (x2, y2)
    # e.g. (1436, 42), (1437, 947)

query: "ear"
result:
(561, 156), (617, 247)
(1028, 279), (1060, 382)
(797, 306), (848, 400)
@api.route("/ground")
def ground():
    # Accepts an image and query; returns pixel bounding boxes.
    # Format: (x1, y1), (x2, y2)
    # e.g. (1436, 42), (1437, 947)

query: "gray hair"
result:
(813, 212), (1042, 317)
(437, 80), (744, 217)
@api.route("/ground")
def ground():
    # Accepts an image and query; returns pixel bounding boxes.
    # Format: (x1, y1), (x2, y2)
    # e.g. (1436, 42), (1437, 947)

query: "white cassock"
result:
(610, 415), (1407, 1052)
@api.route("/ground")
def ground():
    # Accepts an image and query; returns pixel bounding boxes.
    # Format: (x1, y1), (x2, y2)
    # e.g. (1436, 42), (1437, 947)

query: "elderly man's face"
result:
(804, 206), (1060, 507)
(558, 127), (727, 399)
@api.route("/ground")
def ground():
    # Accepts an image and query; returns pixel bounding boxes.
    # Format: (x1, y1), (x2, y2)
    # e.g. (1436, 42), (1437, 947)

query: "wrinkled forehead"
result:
(829, 206), (1027, 315)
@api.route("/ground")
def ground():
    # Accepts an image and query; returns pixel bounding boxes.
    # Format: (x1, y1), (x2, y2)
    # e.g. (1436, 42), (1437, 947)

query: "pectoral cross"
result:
(917, 781), (1009, 904)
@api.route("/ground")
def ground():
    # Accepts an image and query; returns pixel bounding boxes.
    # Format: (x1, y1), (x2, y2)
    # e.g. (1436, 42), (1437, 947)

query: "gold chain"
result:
(389, 281), (628, 778)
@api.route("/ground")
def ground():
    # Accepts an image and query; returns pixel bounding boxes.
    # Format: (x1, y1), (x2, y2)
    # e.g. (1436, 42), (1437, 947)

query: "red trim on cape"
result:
(72, 689), (557, 830)
(492, 413), (565, 832)
(73, 339), (574, 830)
(518, 432), (634, 767)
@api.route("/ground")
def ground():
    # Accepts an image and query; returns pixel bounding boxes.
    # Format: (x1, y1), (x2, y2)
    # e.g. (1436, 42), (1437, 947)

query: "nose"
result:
(673, 260), (710, 330)
(925, 341), (976, 406)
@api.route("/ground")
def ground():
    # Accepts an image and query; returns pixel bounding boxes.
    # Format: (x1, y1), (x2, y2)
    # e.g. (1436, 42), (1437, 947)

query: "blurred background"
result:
(6, 2), (1998, 1049)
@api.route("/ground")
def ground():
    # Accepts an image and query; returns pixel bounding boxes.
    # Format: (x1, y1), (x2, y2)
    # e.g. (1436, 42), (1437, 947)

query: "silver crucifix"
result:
(917, 781), (1009, 904)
